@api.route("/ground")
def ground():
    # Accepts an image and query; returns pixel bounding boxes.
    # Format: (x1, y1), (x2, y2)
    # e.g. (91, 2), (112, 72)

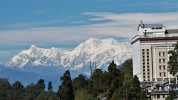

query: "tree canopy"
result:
(168, 41), (178, 74)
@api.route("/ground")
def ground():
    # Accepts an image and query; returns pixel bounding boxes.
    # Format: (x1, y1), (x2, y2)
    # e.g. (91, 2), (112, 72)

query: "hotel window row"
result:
(142, 49), (150, 82)
(160, 72), (166, 77)
(159, 59), (166, 63)
(159, 65), (166, 70)
(159, 52), (166, 57)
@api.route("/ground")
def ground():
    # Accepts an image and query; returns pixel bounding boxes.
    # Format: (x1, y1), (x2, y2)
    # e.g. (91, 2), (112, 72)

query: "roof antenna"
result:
(140, 20), (144, 28)
(140, 20), (143, 24)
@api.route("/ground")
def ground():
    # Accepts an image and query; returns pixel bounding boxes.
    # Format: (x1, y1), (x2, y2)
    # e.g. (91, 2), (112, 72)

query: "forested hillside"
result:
(0, 59), (147, 100)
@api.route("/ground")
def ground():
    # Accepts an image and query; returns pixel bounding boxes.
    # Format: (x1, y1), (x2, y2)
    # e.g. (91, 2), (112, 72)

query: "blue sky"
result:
(0, 0), (178, 63)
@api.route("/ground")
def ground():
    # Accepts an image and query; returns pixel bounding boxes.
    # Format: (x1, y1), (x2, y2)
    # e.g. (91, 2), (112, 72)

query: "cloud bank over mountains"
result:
(0, 12), (178, 62)
(0, 12), (178, 45)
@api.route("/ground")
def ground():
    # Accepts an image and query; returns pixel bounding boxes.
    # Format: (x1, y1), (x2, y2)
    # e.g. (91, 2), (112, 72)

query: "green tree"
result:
(0, 78), (12, 100)
(37, 91), (59, 100)
(57, 70), (74, 100)
(168, 41), (178, 74)
(48, 81), (53, 92)
(72, 74), (88, 91)
(90, 69), (104, 95)
(75, 89), (96, 100)
(23, 83), (37, 100)
(9, 81), (24, 100)
(166, 91), (174, 100)
(120, 58), (133, 76)
(107, 60), (124, 98)
(108, 60), (117, 73)
(37, 79), (45, 92)
(23, 80), (45, 100)
(131, 76), (141, 100)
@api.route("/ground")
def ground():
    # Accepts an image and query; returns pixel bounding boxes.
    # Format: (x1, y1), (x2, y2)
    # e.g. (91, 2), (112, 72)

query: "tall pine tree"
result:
(48, 81), (53, 92)
(131, 76), (141, 100)
(168, 41), (178, 74)
(57, 70), (74, 100)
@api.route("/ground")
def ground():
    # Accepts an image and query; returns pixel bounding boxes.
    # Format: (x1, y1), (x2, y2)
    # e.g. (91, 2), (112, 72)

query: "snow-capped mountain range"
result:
(5, 38), (131, 75)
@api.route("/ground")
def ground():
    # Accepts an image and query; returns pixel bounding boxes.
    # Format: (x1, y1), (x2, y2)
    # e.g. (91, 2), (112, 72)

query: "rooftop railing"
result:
(131, 33), (178, 41)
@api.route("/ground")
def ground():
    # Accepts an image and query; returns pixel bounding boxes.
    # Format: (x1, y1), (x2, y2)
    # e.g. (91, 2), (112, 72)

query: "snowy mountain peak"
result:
(5, 38), (131, 74)
(30, 45), (37, 48)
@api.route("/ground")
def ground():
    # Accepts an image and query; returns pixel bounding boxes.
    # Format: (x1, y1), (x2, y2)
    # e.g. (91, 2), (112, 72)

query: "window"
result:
(148, 79), (150, 81)
(148, 76), (150, 78)
(163, 66), (166, 70)
(157, 95), (160, 99)
(164, 73), (166, 77)
(147, 69), (149, 71)
(159, 52), (161, 57)
(173, 73), (176, 76)
(163, 59), (166, 63)
(159, 66), (162, 70)
(160, 73), (162, 77)
(148, 72), (150, 75)
(163, 52), (165, 57)
(159, 59), (161, 63)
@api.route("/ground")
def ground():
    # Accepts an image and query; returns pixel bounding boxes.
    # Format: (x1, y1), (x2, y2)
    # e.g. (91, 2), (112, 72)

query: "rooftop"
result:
(143, 24), (164, 28)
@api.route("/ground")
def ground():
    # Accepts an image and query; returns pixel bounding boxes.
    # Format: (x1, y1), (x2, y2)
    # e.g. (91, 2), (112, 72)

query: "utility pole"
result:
(90, 61), (93, 80)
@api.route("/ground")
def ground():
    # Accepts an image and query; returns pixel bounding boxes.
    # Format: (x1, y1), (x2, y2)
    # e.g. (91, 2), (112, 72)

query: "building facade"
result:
(131, 21), (178, 83)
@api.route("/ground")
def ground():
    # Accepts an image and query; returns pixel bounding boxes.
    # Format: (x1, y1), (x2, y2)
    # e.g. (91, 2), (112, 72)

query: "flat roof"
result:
(144, 24), (164, 28)
(131, 36), (178, 44)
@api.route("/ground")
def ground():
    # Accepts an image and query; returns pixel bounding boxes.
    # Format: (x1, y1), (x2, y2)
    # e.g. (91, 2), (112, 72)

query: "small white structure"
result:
(146, 81), (176, 100)
(131, 21), (178, 83)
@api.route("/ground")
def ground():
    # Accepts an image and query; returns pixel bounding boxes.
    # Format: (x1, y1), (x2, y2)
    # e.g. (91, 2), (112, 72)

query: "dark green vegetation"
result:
(166, 41), (178, 100)
(0, 59), (146, 100)
(168, 41), (178, 74)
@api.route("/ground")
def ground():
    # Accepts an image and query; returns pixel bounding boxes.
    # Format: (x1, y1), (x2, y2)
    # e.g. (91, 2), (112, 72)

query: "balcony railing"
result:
(132, 33), (178, 41)
(150, 90), (169, 94)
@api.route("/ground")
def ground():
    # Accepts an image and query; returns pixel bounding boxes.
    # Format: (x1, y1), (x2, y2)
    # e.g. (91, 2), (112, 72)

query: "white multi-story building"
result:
(131, 21), (178, 83)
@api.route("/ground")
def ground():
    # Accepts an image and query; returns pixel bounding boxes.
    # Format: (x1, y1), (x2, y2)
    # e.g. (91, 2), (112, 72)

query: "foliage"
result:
(166, 91), (174, 100)
(37, 91), (58, 100)
(168, 41), (178, 74)
(37, 79), (45, 92)
(73, 74), (88, 91)
(75, 89), (96, 100)
(131, 75), (141, 100)
(8, 81), (24, 100)
(120, 58), (133, 76)
(0, 78), (12, 100)
(48, 81), (53, 92)
(57, 70), (74, 100)
(0, 58), (144, 100)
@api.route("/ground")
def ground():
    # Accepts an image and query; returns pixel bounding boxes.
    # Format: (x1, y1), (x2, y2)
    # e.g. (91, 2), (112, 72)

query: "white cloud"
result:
(0, 12), (178, 62)
(0, 12), (178, 46)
